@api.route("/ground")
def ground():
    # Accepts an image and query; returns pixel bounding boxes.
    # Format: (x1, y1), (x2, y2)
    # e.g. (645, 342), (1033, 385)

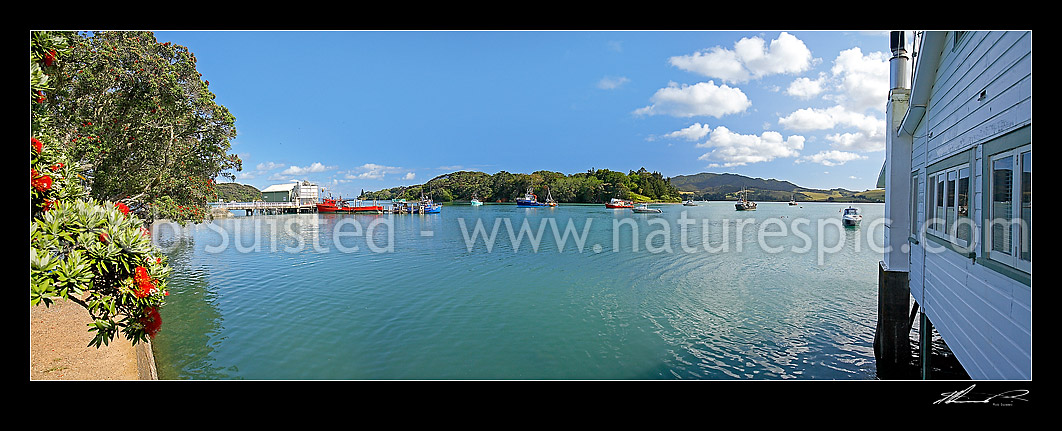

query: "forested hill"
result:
(215, 182), (262, 202)
(670, 173), (799, 194)
(670, 172), (884, 203)
(360, 169), (883, 203)
(361, 168), (682, 203)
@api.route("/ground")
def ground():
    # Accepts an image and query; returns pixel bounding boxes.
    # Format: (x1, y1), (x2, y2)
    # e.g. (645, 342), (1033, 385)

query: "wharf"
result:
(208, 201), (316, 215)
(208, 200), (443, 215)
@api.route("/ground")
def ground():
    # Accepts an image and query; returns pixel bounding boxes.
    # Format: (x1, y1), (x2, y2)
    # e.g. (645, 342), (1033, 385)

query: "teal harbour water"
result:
(149, 201), (885, 380)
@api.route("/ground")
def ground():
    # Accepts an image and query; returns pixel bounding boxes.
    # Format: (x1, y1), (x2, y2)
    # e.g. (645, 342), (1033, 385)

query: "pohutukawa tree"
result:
(31, 30), (173, 347)
(42, 30), (241, 224)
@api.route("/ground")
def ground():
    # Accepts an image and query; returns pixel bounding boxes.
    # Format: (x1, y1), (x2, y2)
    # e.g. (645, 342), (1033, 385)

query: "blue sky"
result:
(153, 30), (896, 198)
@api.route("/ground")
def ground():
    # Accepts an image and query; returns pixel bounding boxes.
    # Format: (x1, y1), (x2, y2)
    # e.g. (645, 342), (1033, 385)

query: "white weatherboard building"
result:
(881, 31), (1031, 379)
(261, 182), (299, 203)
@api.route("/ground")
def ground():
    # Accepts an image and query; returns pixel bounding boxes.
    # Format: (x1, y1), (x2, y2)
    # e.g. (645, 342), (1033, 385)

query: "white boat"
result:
(789, 194), (798, 206)
(842, 206), (862, 226)
(544, 187), (557, 207)
(683, 198), (697, 206)
(734, 187), (757, 211)
(470, 192), (483, 206)
(632, 203), (662, 213)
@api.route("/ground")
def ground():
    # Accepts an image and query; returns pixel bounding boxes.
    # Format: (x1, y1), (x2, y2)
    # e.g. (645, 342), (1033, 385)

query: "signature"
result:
(934, 384), (1029, 405)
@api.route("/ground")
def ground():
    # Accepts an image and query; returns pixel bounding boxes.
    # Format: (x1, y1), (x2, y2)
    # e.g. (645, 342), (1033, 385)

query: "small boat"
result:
(470, 192), (483, 206)
(516, 187), (546, 207)
(683, 198), (697, 206)
(605, 198), (634, 209)
(789, 194), (798, 206)
(544, 187), (558, 207)
(317, 197), (385, 214)
(419, 194), (442, 213)
(734, 187), (757, 211)
(842, 206), (862, 226)
(632, 203), (662, 213)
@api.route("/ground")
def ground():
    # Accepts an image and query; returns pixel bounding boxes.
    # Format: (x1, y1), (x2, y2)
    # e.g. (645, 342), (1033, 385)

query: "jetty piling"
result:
(874, 262), (912, 379)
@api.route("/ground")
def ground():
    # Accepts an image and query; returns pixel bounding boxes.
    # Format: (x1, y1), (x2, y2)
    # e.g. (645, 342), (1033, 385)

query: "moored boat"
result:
(470, 192), (483, 206)
(683, 198), (697, 206)
(605, 198), (634, 209)
(842, 206), (862, 226)
(419, 195), (442, 213)
(544, 187), (558, 207)
(516, 187), (546, 207)
(317, 197), (385, 214)
(734, 187), (757, 211)
(632, 203), (662, 213)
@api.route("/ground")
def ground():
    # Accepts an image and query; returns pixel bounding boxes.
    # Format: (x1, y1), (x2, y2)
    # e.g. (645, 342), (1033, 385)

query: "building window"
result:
(911, 171), (920, 236)
(987, 144), (1032, 272)
(956, 167), (971, 244)
(952, 31), (967, 51)
(927, 163), (972, 248)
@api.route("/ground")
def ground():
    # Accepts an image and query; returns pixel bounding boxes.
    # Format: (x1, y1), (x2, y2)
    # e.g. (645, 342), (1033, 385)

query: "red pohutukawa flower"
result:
(140, 307), (162, 338)
(31, 175), (53, 192)
(31, 137), (43, 153)
(135, 282), (153, 298)
(115, 202), (129, 215)
(133, 266), (154, 298)
(134, 266), (151, 283)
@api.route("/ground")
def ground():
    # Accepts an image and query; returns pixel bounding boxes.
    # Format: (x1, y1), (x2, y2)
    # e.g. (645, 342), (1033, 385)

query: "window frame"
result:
(927, 162), (973, 249)
(986, 144), (1032, 272)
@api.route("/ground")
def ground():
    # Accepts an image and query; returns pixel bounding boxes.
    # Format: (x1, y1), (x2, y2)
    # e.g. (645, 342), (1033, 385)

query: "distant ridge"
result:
(671, 172), (883, 203)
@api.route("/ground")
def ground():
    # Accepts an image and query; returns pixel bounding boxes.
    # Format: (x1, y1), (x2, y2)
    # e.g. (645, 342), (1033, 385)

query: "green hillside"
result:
(362, 169), (882, 204)
(362, 168), (682, 203)
(671, 172), (883, 203)
(215, 182), (262, 202)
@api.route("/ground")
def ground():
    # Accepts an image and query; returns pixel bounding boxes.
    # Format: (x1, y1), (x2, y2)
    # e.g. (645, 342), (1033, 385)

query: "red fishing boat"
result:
(316, 197), (384, 214)
(605, 198), (633, 209)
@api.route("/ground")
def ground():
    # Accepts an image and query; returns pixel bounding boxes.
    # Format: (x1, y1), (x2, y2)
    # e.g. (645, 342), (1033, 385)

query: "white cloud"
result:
(661, 123), (712, 141)
(403, 172), (416, 180)
(634, 81), (751, 118)
(825, 130), (885, 152)
(256, 161), (286, 171)
(830, 47), (890, 113)
(696, 126), (804, 167)
(798, 150), (868, 166)
(778, 106), (849, 131)
(281, 162), (332, 175)
(785, 73), (826, 99)
(597, 76), (630, 90)
(768, 45), (889, 156)
(348, 163), (406, 180)
(777, 105), (885, 152)
(668, 32), (813, 83)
